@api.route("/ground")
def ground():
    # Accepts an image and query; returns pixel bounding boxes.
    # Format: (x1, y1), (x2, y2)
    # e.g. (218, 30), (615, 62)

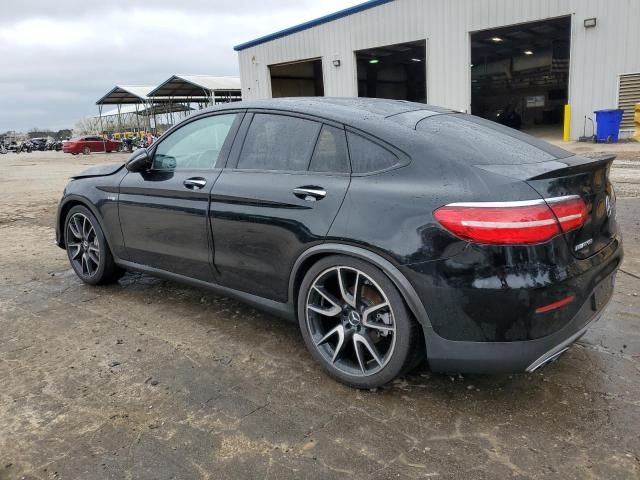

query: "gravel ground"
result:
(1, 149), (639, 480)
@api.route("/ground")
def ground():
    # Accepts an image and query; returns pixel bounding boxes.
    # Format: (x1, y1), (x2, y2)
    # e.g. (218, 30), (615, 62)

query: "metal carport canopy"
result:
(95, 85), (160, 105)
(148, 75), (241, 100)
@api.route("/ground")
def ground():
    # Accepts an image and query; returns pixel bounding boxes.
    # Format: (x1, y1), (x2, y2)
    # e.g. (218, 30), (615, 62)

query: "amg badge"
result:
(575, 238), (593, 251)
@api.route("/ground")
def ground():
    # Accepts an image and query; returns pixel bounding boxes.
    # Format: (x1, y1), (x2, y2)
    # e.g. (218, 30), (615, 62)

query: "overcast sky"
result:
(0, 0), (362, 132)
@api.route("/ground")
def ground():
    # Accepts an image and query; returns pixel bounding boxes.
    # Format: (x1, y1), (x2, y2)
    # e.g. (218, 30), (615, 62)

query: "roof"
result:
(148, 75), (241, 98)
(94, 104), (193, 118)
(233, 0), (394, 51)
(95, 104), (140, 117)
(195, 97), (453, 132)
(96, 85), (156, 105)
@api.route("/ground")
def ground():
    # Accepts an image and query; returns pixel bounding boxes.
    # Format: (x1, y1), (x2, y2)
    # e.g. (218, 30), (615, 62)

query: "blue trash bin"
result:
(594, 109), (624, 143)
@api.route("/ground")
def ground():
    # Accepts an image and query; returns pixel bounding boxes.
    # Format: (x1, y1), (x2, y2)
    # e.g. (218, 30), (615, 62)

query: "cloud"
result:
(0, 19), (93, 48)
(0, 0), (362, 131)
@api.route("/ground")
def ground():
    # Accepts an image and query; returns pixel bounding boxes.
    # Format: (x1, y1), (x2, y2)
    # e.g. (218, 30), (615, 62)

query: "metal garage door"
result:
(618, 73), (640, 129)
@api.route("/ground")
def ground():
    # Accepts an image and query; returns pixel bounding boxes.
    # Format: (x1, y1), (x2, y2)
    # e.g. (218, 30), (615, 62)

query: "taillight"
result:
(434, 196), (587, 245)
(546, 196), (588, 233)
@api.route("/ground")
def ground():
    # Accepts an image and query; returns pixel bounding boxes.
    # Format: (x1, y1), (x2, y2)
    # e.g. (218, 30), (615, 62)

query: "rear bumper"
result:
(424, 270), (616, 374)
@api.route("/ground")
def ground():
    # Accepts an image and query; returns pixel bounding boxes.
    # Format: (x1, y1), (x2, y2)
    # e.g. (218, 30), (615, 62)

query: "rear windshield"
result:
(416, 114), (573, 165)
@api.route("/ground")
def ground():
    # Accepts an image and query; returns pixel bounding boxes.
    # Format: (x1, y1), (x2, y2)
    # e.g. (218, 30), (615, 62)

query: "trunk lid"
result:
(526, 154), (617, 259)
(476, 154), (618, 259)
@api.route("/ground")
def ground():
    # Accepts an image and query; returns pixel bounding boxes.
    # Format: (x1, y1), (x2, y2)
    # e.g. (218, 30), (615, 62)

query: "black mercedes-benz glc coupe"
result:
(56, 98), (622, 388)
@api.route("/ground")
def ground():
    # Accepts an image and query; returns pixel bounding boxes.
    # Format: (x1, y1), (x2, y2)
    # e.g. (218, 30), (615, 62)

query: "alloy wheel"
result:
(66, 213), (100, 277)
(305, 266), (396, 377)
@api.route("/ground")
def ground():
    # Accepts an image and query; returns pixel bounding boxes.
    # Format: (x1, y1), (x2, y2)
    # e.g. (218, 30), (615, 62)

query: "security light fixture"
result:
(333, 59), (341, 67)
(524, 50), (534, 55)
(491, 37), (503, 42)
(584, 18), (597, 28)
(410, 58), (422, 62)
(369, 59), (380, 64)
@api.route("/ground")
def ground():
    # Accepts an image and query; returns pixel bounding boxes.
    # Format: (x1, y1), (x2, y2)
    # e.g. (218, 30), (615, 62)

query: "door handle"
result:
(184, 177), (207, 190)
(293, 186), (327, 201)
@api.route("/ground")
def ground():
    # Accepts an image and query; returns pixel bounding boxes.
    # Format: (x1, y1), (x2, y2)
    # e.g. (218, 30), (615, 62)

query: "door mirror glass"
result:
(126, 148), (152, 172)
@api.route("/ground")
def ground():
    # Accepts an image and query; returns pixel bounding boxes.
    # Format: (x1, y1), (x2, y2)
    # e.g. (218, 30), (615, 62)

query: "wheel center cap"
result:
(83, 240), (89, 249)
(347, 310), (361, 327)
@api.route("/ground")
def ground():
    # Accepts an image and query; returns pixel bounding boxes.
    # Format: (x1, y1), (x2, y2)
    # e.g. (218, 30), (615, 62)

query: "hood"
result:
(71, 162), (125, 179)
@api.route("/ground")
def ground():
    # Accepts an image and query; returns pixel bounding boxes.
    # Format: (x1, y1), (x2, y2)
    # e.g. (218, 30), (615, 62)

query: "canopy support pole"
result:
(98, 104), (106, 152)
(117, 104), (122, 137)
(135, 103), (141, 134)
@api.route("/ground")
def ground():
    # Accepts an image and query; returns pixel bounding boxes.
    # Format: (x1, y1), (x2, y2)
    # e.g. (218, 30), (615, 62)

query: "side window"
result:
(347, 132), (398, 174)
(237, 114), (321, 171)
(308, 125), (349, 173)
(153, 114), (237, 170)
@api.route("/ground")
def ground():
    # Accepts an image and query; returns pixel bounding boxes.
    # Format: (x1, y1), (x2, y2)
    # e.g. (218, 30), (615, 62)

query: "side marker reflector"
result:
(535, 296), (575, 314)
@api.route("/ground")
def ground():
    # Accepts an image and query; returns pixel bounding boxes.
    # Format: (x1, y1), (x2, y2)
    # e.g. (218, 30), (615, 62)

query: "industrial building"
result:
(235, 0), (640, 140)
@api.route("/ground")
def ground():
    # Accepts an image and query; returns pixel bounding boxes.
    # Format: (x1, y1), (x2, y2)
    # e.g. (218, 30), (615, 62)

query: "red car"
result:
(63, 136), (121, 155)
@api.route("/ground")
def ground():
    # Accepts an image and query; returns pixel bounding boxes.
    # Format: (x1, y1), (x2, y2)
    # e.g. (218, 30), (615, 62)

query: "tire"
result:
(297, 255), (422, 389)
(64, 205), (123, 285)
(82, 146), (90, 155)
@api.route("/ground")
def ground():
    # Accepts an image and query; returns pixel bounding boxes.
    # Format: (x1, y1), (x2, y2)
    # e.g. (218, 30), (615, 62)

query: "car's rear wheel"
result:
(64, 205), (123, 285)
(298, 255), (421, 389)
(82, 146), (90, 155)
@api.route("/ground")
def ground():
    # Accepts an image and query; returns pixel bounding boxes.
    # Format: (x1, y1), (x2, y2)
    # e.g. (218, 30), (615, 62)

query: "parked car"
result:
(16, 141), (33, 153)
(63, 136), (121, 155)
(30, 138), (49, 151)
(55, 98), (622, 389)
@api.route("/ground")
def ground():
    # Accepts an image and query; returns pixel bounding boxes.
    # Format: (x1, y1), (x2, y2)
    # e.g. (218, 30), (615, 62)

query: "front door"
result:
(118, 112), (242, 282)
(87, 136), (102, 152)
(210, 112), (351, 302)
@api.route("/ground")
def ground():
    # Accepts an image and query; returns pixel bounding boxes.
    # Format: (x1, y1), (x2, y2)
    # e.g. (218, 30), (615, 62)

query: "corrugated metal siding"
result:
(237, 0), (640, 139)
(618, 73), (640, 129)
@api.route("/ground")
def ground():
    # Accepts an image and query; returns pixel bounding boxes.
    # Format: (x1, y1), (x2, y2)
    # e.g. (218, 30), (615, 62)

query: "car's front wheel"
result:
(298, 255), (422, 389)
(82, 146), (90, 155)
(64, 205), (123, 285)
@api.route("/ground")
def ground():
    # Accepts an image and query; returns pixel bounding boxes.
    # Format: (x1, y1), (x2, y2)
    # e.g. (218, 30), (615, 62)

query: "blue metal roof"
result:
(234, 0), (395, 51)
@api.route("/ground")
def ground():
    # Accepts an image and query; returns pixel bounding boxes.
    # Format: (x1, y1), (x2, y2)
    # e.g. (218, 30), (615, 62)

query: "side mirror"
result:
(125, 148), (151, 172)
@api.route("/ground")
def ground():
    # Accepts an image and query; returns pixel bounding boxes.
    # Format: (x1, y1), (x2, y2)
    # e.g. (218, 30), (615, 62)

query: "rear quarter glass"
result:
(416, 114), (573, 165)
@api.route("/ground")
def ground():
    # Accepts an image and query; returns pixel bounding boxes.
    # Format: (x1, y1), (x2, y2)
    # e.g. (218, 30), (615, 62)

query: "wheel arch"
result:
(58, 196), (113, 252)
(288, 243), (433, 330)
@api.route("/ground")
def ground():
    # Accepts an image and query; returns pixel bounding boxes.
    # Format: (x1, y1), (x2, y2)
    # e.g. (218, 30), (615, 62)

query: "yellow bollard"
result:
(635, 103), (640, 142)
(563, 104), (571, 142)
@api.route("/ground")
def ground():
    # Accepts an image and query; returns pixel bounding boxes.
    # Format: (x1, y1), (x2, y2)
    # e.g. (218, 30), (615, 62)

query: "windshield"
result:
(416, 113), (573, 165)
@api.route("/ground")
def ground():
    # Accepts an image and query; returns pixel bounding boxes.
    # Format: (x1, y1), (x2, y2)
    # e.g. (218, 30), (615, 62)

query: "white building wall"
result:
(237, 0), (640, 139)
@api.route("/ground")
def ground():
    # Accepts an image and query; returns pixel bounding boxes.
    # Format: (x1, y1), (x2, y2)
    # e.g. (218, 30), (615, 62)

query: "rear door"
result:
(118, 112), (242, 281)
(210, 112), (351, 302)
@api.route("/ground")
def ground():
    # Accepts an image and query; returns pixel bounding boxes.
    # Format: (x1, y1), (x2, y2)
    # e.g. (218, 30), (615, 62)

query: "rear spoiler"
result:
(473, 154), (616, 181)
(527, 154), (616, 180)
